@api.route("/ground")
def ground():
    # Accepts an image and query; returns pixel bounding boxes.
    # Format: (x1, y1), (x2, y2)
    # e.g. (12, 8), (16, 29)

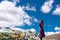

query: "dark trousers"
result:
(40, 37), (42, 40)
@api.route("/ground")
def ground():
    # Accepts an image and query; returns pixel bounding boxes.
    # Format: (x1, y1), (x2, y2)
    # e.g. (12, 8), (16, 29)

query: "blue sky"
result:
(0, 0), (60, 35)
(15, 0), (60, 32)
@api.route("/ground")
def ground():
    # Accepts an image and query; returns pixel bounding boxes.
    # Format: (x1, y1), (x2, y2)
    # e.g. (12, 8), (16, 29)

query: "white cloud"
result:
(0, 27), (36, 33)
(12, 0), (20, 2)
(0, 27), (12, 33)
(45, 32), (55, 36)
(45, 26), (60, 36)
(54, 26), (60, 30)
(11, 28), (36, 34)
(30, 28), (36, 32)
(53, 5), (60, 15)
(45, 31), (60, 36)
(10, 27), (25, 32)
(34, 18), (38, 22)
(22, 4), (36, 11)
(41, 0), (54, 13)
(0, 1), (37, 27)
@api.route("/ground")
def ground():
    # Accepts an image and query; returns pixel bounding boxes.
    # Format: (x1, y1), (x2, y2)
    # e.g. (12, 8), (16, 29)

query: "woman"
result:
(39, 20), (45, 40)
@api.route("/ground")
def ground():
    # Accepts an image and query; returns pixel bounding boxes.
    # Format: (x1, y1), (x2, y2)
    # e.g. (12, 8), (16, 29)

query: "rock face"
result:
(43, 34), (60, 40)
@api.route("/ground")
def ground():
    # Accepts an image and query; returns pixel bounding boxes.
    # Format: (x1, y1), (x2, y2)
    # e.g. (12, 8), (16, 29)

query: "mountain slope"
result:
(43, 33), (60, 40)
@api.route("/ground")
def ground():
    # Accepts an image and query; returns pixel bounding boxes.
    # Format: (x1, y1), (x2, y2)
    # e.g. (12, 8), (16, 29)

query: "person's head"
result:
(40, 20), (44, 27)
(40, 20), (43, 23)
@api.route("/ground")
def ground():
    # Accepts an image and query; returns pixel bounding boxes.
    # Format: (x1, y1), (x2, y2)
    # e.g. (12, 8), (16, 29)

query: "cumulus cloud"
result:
(41, 0), (54, 13)
(45, 31), (60, 36)
(22, 3), (36, 11)
(34, 18), (38, 22)
(54, 26), (60, 31)
(0, 1), (37, 27)
(53, 5), (60, 15)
